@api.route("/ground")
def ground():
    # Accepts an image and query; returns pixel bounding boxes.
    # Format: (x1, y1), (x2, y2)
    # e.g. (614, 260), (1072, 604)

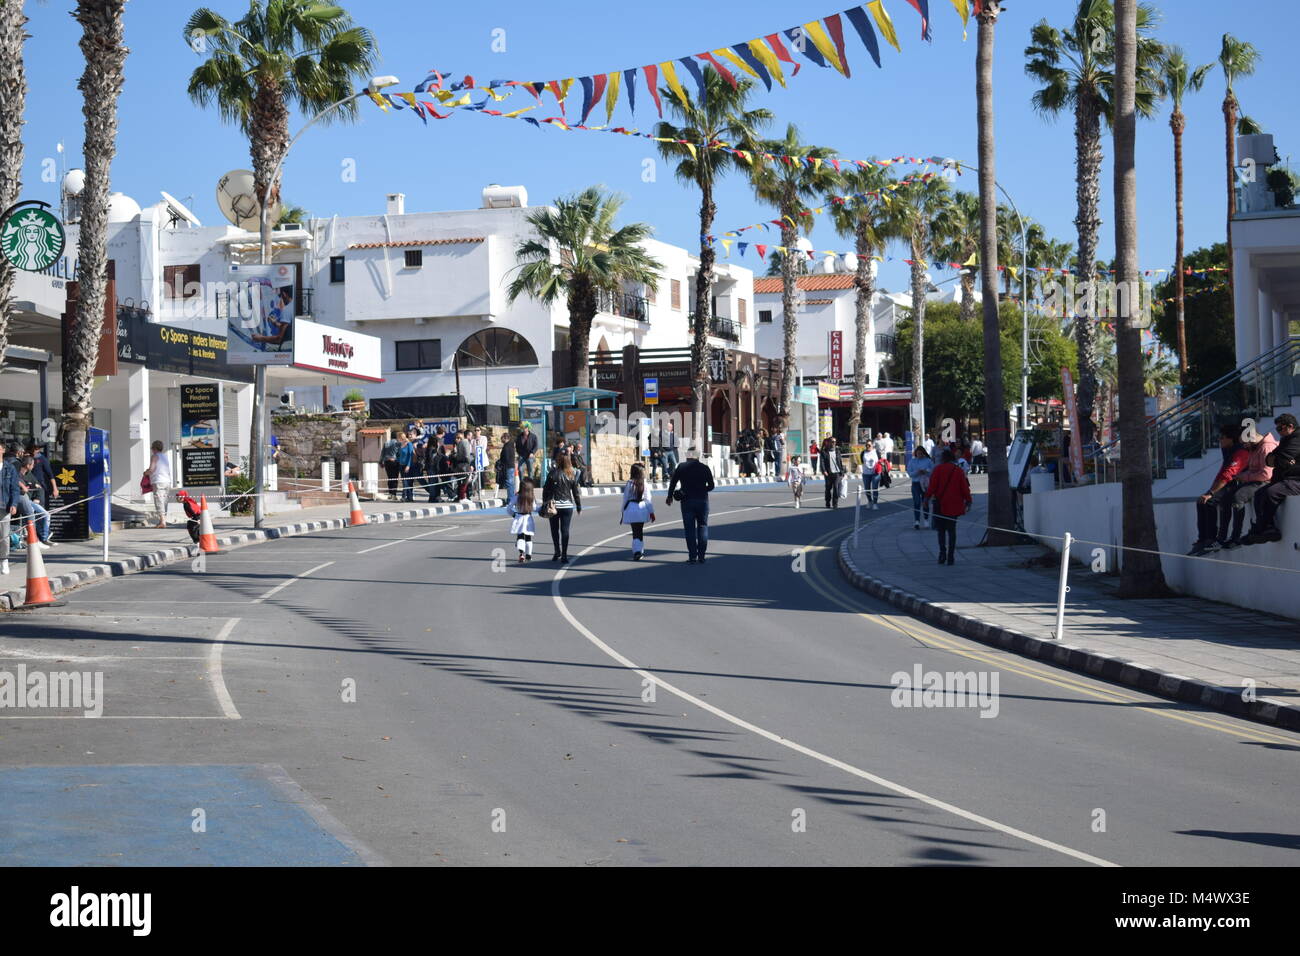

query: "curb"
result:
(0, 497), (505, 611)
(835, 537), (1300, 733)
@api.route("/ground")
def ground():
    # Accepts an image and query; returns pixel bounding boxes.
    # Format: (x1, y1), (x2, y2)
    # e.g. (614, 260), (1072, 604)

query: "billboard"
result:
(291, 317), (382, 381)
(180, 383), (222, 486)
(226, 263), (297, 366)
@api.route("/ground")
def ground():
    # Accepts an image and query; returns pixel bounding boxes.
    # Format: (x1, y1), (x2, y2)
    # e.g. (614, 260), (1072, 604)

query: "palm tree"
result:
(186, 0), (377, 523)
(976, 0), (1016, 543)
(1142, 348), (1179, 397)
(748, 124), (839, 432)
(655, 69), (771, 451)
(995, 204), (1023, 297)
(1025, 0), (1163, 455)
(0, 0), (28, 377)
(507, 187), (662, 394)
(932, 190), (981, 321)
(1158, 45), (1212, 386)
(1113, 0), (1168, 597)
(830, 164), (904, 445)
(276, 202), (309, 226)
(1237, 115), (1263, 136)
(895, 176), (951, 442)
(1219, 33), (1260, 301)
(62, 0), (127, 466)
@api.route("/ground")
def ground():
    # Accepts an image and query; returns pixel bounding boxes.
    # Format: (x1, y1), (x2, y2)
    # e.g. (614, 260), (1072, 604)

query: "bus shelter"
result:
(516, 387), (620, 484)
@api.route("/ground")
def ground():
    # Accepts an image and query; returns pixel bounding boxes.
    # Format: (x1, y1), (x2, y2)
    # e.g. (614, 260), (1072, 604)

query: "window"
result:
(163, 263), (201, 299)
(738, 298), (747, 325)
(645, 282), (656, 304)
(395, 338), (442, 371)
(671, 279), (681, 310)
(759, 309), (773, 324)
(404, 249), (423, 268)
(329, 256), (345, 283)
(455, 328), (539, 368)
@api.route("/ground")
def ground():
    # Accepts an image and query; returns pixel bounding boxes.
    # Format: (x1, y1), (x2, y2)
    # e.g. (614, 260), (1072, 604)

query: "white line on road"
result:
(355, 526), (458, 554)
(252, 561), (334, 604)
(550, 517), (1119, 869)
(208, 617), (241, 720)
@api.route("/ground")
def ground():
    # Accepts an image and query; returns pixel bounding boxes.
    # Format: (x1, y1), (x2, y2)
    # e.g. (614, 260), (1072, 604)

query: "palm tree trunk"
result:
(63, 0), (126, 466)
(1172, 109), (1188, 385)
(0, 0), (28, 376)
(1223, 93), (1237, 302)
(777, 211), (798, 434)
(691, 181), (715, 454)
(959, 267), (976, 322)
(977, 1), (1015, 543)
(845, 222), (874, 445)
(1072, 90), (1103, 453)
(1114, 0), (1169, 597)
(567, 283), (596, 393)
(909, 230), (926, 442)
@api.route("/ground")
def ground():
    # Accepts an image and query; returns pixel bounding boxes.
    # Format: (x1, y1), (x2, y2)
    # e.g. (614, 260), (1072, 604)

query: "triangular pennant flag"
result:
(905, 0), (933, 40)
(756, 244), (768, 259)
(867, 0), (902, 52)
(604, 71), (621, 123)
(765, 33), (802, 76)
(823, 14), (852, 78)
(697, 51), (739, 88)
(843, 6), (883, 68)
(747, 38), (786, 88)
(950, 0), (971, 39)
(801, 19), (847, 75)
(622, 68), (637, 114)
(643, 64), (663, 116)
(738, 242), (748, 256)
(721, 239), (733, 256)
(578, 76), (596, 123)
(785, 26), (829, 68)
(659, 61), (688, 108)
(677, 56), (706, 101)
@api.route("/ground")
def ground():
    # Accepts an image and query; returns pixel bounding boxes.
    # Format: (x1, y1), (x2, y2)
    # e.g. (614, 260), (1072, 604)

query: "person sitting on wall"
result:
(1242, 413), (1300, 544)
(1188, 424), (1249, 556)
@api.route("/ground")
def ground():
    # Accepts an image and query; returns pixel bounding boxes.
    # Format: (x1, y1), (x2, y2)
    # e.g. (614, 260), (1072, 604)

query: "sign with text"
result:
(48, 463), (89, 541)
(180, 383), (222, 487)
(291, 317), (382, 382)
(644, 377), (658, 405)
(116, 307), (254, 384)
(829, 330), (843, 381)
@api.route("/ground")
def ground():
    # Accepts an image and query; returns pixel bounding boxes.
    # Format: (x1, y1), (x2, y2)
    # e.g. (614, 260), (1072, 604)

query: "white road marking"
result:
(251, 561), (334, 604)
(355, 526), (458, 554)
(208, 617), (241, 720)
(550, 517), (1119, 869)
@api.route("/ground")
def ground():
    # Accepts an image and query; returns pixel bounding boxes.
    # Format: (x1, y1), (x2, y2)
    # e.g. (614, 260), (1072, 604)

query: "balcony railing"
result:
(875, 332), (896, 354)
(597, 290), (649, 322)
(688, 313), (741, 342)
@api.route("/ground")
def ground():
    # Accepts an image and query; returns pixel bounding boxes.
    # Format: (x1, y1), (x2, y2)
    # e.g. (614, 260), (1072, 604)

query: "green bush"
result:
(226, 475), (254, 516)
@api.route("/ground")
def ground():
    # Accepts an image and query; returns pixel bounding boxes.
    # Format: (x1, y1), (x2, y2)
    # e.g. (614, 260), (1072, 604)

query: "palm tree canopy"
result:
(1158, 44), (1212, 109)
(1219, 33), (1260, 95)
(748, 123), (840, 229)
(1237, 115), (1264, 135)
(1024, 0), (1164, 124)
(654, 69), (772, 192)
(829, 162), (906, 253)
(184, 0), (378, 133)
(931, 189), (980, 266)
(506, 186), (663, 308)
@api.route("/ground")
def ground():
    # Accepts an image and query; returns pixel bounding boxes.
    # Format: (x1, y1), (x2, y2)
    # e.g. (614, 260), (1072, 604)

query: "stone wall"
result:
(590, 432), (639, 485)
(269, 414), (364, 478)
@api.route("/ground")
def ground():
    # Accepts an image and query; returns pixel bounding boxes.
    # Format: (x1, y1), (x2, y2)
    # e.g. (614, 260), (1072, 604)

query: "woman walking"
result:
(820, 436), (844, 509)
(809, 438), (820, 476)
(509, 478), (537, 563)
(861, 443), (882, 511)
(542, 451), (582, 564)
(906, 446), (934, 530)
(924, 449), (973, 566)
(787, 455), (805, 508)
(147, 440), (172, 529)
(619, 462), (656, 560)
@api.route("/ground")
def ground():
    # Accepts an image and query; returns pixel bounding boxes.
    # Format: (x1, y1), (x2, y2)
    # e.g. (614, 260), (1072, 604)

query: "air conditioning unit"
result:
(279, 391), (295, 409)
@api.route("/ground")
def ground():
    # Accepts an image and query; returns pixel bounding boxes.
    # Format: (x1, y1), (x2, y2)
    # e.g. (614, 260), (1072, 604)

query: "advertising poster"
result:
(48, 463), (89, 541)
(226, 263), (297, 366)
(181, 383), (221, 486)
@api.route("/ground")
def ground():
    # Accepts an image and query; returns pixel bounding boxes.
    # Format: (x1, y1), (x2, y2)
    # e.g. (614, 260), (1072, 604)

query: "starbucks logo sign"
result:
(2, 203), (66, 272)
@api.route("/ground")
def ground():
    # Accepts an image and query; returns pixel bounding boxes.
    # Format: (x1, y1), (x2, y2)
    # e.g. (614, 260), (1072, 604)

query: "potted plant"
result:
(342, 388), (367, 412)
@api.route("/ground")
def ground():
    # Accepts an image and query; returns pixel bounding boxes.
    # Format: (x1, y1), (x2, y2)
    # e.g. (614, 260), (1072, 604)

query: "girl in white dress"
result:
(509, 478), (537, 563)
(619, 463), (656, 561)
(787, 455), (805, 508)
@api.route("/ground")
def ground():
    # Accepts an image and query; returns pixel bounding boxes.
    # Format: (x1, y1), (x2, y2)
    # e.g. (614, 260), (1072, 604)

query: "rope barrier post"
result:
(854, 486), (862, 546)
(1053, 531), (1072, 640)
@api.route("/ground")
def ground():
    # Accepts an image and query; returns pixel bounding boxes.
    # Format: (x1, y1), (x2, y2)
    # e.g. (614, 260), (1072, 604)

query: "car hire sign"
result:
(291, 318), (383, 382)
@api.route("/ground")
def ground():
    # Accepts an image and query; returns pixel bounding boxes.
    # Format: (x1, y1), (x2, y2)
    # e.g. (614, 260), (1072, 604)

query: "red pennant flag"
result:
(765, 33), (802, 76)
(697, 51), (739, 88)
(756, 244), (768, 259)
(824, 14), (851, 79)
(643, 64), (663, 116)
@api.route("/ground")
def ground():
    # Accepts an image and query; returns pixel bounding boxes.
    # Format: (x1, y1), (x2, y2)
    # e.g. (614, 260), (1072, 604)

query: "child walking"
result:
(509, 478), (537, 563)
(620, 463), (656, 561)
(787, 455), (805, 508)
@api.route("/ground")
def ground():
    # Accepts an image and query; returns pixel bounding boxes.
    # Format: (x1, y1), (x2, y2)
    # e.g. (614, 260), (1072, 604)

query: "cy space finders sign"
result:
(292, 318), (382, 382)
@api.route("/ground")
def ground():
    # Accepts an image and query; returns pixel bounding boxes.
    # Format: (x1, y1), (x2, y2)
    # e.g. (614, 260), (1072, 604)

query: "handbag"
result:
(541, 500), (557, 518)
(140, 471), (153, 494)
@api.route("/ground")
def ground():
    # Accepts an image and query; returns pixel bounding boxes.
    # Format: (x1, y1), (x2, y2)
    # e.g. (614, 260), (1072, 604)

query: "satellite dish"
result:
(160, 190), (201, 228)
(61, 169), (86, 197)
(216, 169), (277, 230)
(842, 252), (858, 273)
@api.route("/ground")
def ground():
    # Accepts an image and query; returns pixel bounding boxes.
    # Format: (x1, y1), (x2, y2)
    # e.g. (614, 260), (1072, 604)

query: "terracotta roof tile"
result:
(753, 273), (857, 293)
(347, 237), (485, 249)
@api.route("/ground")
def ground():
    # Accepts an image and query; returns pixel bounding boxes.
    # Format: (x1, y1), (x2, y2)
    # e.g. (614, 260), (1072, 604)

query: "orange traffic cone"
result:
(347, 481), (367, 526)
(197, 495), (221, 553)
(19, 518), (63, 609)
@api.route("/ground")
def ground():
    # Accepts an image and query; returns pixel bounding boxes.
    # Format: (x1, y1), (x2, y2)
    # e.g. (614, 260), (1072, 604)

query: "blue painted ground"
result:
(0, 766), (365, 866)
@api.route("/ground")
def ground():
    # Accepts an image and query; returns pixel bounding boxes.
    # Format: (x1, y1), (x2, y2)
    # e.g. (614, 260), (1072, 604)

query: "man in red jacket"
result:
(924, 449), (973, 566)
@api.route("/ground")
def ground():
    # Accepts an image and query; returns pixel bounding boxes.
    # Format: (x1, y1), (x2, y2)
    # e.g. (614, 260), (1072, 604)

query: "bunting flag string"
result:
(377, 1), (963, 126)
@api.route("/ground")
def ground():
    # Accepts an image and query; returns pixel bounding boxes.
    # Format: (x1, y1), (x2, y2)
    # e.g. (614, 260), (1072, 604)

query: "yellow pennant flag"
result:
(747, 38), (786, 87)
(814, 206), (824, 214)
(400, 93), (419, 109)
(963, 252), (977, 267)
(368, 91), (390, 111)
(949, 0), (971, 39)
(811, 158), (822, 170)
(604, 71), (621, 123)
(801, 20), (846, 76)
(721, 239), (733, 256)
(715, 47), (761, 82)
(659, 61), (688, 106)
(684, 142), (697, 161)
(735, 149), (752, 165)
(867, 0), (901, 52)
(504, 105), (537, 118)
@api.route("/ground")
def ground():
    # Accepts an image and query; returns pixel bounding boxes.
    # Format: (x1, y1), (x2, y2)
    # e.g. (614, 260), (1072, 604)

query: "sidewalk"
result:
(838, 490), (1300, 731)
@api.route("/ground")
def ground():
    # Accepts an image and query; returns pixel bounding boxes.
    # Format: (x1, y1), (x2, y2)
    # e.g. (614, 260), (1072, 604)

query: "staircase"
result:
(1091, 336), (1300, 488)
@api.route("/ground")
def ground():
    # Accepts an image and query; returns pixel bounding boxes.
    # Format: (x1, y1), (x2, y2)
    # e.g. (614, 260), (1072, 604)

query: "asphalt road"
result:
(1, 482), (1296, 867)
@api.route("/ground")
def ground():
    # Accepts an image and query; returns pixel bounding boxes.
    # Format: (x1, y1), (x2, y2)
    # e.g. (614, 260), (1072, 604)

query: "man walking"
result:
(660, 420), (680, 480)
(665, 447), (714, 563)
(820, 436), (844, 509)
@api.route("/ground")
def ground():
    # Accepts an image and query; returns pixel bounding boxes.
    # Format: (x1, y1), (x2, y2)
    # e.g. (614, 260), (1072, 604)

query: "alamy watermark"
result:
(0, 666), (104, 717)
(890, 664), (1000, 718)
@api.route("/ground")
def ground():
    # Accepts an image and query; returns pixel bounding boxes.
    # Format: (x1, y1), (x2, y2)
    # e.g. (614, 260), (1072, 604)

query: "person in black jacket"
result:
(515, 422), (539, 481)
(497, 432), (518, 504)
(820, 437), (845, 509)
(25, 442), (58, 507)
(665, 448), (715, 563)
(541, 452), (582, 563)
(1244, 413), (1300, 543)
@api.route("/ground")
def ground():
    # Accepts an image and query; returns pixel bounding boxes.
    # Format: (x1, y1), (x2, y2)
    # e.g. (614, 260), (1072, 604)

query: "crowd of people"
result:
(1, 442), (60, 577)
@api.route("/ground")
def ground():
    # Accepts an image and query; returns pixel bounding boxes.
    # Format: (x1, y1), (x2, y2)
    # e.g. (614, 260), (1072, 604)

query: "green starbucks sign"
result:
(1, 201), (66, 272)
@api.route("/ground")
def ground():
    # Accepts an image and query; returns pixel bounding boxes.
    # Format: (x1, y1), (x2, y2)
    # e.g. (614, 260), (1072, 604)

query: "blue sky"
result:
(18, 0), (1293, 298)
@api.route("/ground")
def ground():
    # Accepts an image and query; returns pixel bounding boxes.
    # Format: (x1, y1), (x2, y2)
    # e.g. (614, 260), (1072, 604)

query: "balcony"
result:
(875, 332), (896, 354)
(596, 289), (649, 322)
(688, 313), (741, 342)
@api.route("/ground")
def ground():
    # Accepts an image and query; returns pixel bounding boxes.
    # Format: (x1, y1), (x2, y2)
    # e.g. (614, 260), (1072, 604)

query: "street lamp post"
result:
(249, 76), (399, 529)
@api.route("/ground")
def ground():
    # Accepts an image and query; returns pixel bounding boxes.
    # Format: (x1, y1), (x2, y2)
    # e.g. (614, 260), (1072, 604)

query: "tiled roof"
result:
(753, 274), (857, 293)
(347, 237), (485, 249)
